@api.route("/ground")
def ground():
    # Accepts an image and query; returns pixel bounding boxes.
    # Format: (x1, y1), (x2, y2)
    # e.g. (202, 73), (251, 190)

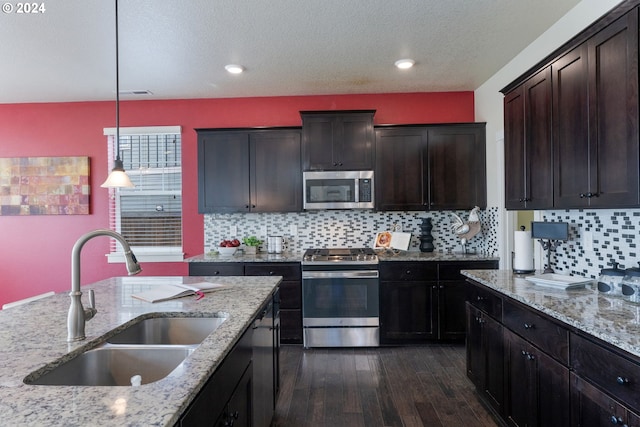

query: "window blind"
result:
(105, 127), (183, 261)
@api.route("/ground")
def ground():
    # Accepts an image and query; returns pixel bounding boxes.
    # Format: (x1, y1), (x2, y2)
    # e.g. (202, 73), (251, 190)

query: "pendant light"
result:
(101, 0), (134, 188)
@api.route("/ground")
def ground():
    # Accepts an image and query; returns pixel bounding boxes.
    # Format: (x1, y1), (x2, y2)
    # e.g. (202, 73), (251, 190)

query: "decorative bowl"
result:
(217, 247), (237, 256)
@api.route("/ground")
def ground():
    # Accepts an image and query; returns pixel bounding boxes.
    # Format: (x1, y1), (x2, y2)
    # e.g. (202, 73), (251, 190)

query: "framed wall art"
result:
(0, 156), (90, 215)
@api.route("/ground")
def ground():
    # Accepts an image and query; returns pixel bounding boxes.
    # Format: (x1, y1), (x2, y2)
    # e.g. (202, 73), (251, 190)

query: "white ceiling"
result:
(0, 0), (583, 104)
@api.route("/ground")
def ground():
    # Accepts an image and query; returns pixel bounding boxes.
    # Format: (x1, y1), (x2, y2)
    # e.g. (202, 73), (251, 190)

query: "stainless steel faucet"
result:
(68, 229), (142, 342)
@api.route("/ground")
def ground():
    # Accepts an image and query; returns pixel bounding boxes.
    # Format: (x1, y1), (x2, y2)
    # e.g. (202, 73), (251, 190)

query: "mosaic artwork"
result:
(0, 156), (90, 215)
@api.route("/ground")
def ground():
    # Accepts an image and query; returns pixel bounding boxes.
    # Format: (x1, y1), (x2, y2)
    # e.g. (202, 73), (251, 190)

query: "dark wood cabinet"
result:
(197, 128), (302, 213)
(375, 123), (486, 211)
(191, 262), (303, 344)
(504, 67), (553, 210)
(379, 262), (438, 343)
(301, 110), (375, 170)
(571, 373), (640, 427)
(379, 260), (497, 344)
(244, 263), (302, 344)
(427, 125), (486, 210)
(503, 329), (570, 427)
(250, 131), (303, 212)
(466, 302), (504, 416)
(180, 327), (253, 426)
(553, 9), (640, 209)
(503, 4), (640, 210)
(252, 298), (276, 427)
(374, 127), (426, 211)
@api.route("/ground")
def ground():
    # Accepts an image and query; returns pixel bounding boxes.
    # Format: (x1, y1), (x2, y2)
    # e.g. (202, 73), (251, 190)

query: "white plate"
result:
(525, 273), (592, 290)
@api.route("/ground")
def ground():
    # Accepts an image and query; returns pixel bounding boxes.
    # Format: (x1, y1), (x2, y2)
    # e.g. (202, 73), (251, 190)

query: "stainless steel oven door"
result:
(302, 270), (379, 325)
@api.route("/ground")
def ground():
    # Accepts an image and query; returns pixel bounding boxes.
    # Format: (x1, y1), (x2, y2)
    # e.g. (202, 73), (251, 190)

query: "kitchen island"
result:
(462, 269), (640, 358)
(0, 275), (280, 426)
(463, 269), (640, 426)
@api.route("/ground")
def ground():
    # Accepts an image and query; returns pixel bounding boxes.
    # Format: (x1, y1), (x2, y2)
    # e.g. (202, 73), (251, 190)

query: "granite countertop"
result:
(0, 275), (280, 427)
(463, 269), (640, 360)
(186, 251), (499, 263)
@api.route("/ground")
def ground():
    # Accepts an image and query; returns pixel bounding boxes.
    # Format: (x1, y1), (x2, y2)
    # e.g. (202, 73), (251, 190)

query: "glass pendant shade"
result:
(101, 158), (134, 188)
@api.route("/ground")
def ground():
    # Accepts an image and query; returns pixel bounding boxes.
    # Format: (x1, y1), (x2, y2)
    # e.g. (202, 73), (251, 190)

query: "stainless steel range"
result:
(302, 248), (379, 348)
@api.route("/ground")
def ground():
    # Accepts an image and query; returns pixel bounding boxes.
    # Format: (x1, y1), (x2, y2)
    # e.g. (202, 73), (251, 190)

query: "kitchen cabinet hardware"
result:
(523, 322), (534, 329)
(617, 376), (630, 385)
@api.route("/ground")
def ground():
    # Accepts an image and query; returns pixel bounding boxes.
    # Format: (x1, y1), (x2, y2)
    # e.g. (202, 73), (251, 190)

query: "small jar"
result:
(622, 262), (640, 303)
(597, 262), (625, 295)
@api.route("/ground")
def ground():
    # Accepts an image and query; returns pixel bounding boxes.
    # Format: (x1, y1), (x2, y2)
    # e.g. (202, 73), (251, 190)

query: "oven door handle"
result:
(302, 270), (379, 279)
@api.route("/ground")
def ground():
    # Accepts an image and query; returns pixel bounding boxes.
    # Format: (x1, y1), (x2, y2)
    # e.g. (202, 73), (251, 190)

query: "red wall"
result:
(0, 92), (473, 306)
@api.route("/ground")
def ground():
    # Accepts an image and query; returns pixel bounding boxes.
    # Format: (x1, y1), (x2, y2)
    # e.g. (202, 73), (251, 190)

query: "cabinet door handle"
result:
(476, 296), (485, 301)
(610, 415), (624, 425)
(616, 376), (629, 385)
(406, 270), (411, 275)
(269, 271), (275, 275)
(214, 271), (220, 275)
(523, 323), (534, 330)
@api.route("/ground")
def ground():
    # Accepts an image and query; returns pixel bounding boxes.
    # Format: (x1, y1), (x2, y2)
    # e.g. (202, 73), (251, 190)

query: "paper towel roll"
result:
(513, 230), (535, 273)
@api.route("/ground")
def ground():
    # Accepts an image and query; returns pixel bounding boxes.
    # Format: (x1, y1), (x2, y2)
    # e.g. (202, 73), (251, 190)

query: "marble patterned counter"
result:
(186, 250), (498, 263)
(463, 269), (640, 360)
(0, 275), (280, 427)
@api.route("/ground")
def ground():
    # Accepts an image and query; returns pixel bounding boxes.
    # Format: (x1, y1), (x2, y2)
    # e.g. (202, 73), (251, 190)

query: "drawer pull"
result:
(521, 350), (535, 361)
(269, 271), (275, 275)
(406, 270), (412, 275)
(476, 296), (485, 301)
(523, 323), (535, 330)
(616, 376), (629, 385)
(610, 415), (623, 425)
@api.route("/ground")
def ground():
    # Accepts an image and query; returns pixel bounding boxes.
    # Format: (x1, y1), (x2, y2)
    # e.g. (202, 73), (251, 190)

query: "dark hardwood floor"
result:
(272, 344), (500, 427)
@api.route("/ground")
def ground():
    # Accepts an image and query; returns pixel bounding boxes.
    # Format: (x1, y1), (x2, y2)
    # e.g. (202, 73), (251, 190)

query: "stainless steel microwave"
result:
(303, 170), (374, 209)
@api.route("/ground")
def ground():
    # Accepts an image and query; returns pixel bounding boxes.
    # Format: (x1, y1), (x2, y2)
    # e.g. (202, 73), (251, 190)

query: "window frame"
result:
(103, 125), (184, 263)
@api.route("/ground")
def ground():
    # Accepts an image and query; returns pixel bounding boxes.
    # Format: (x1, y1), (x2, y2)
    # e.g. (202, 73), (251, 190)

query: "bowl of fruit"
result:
(218, 239), (240, 256)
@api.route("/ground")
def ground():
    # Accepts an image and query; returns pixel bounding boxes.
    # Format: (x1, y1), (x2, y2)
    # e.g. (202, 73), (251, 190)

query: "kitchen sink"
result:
(25, 314), (229, 386)
(107, 315), (228, 345)
(24, 345), (195, 386)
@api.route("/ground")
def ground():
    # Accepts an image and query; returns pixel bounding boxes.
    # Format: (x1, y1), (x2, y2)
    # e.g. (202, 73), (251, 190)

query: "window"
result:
(104, 126), (183, 262)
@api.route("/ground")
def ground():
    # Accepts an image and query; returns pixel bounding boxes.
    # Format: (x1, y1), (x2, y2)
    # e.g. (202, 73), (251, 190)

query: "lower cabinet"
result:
(190, 261), (303, 344)
(179, 292), (280, 427)
(380, 260), (498, 344)
(467, 279), (640, 427)
(504, 329), (570, 427)
(252, 297), (277, 427)
(179, 326), (253, 426)
(466, 303), (504, 415)
(571, 373), (640, 427)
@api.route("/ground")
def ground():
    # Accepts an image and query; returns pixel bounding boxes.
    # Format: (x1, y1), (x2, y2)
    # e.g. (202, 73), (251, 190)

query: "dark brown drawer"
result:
(189, 262), (244, 276)
(278, 281), (301, 309)
(466, 281), (502, 321)
(244, 263), (301, 281)
(379, 261), (437, 281)
(438, 260), (499, 281)
(571, 333), (640, 411)
(503, 300), (569, 364)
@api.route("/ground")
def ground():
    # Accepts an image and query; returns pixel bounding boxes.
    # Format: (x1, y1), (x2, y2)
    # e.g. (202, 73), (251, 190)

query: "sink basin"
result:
(107, 315), (228, 345)
(25, 346), (194, 386)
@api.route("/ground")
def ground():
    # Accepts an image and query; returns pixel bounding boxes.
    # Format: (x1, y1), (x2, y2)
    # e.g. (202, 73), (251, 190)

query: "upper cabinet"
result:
(554, 10), (639, 208)
(502, 4), (640, 210)
(375, 123), (486, 211)
(301, 110), (375, 170)
(197, 128), (302, 213)
(504, 67), (553, 210)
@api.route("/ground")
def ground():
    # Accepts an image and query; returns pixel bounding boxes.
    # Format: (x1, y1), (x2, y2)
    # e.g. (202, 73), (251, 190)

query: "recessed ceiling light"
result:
(394, 59), (415, 69)
(225, 64), (245, 74)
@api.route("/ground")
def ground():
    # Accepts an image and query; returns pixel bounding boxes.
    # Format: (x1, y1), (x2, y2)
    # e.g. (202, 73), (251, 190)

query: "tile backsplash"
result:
(543, 209), (640, 279)
(204, 207), (499, 255)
